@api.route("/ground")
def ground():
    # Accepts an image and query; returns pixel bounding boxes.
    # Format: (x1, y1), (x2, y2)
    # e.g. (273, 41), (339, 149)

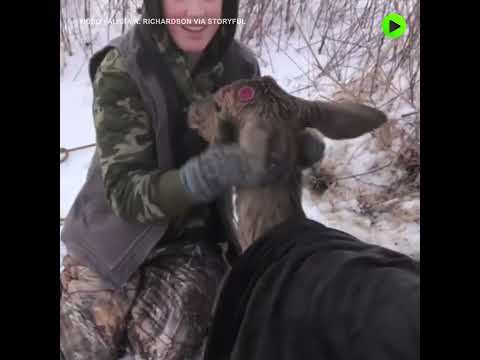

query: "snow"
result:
(302, 187), (420, 259)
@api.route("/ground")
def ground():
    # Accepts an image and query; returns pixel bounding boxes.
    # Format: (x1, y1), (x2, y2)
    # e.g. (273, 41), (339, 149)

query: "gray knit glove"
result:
(179, 144), (282, 204)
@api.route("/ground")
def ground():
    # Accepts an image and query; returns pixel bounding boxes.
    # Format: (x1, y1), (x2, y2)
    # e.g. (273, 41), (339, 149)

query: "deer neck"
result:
(234, 176), (304, 252)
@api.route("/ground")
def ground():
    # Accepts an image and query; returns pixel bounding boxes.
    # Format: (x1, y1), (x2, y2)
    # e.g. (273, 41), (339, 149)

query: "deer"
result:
(188, 75), (387, 253)
(186, 81), (423, 360)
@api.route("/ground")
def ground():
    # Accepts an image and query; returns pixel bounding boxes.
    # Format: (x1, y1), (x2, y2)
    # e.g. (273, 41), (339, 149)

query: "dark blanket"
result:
(204, 216), (420, 360)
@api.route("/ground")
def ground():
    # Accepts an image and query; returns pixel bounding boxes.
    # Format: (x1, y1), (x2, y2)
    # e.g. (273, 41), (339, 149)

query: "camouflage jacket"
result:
(92, 47), (197, 223)
(61, 24), (260, 288)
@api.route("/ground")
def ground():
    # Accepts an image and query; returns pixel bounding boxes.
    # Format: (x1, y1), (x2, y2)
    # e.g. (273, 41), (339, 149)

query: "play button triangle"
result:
(389, 20), (400, 33)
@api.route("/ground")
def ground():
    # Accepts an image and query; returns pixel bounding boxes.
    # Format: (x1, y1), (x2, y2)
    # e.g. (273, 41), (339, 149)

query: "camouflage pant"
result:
(60, 238), (226, 360)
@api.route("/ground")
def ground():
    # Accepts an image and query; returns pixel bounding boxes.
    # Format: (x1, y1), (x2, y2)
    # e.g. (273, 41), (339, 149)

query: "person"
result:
(60, 0), (295, 359)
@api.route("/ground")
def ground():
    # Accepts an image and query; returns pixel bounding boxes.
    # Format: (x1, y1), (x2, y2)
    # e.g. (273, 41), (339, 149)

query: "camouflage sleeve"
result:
(93, 48), (195, 223)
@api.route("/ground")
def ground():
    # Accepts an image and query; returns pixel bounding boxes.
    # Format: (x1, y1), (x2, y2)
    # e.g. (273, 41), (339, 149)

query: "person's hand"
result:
(179, 143), (283, 204)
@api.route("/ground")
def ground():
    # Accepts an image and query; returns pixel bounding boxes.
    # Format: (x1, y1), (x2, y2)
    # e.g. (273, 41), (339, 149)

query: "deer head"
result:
(188, 75), (388, 250)
(189, 75), (386, 173)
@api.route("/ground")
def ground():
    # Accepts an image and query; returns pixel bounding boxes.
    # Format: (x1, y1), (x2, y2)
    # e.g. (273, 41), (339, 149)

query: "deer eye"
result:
(219, 120), (238, 143)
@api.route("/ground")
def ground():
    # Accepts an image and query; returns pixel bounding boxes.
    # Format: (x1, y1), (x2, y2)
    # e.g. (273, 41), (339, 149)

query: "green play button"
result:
(382, 13), (407, 39)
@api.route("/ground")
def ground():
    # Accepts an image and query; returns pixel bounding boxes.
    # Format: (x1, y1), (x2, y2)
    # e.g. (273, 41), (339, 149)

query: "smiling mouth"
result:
(182, 25), (207, 33)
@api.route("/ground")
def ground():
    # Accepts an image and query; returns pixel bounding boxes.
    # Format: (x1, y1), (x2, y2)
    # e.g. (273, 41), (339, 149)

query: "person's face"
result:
(162, 0), (223, 54)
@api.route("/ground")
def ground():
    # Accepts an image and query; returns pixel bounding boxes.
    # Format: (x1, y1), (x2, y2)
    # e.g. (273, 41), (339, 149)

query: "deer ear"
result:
(297, 128), (326, 168)
(299, 100), (388, 139)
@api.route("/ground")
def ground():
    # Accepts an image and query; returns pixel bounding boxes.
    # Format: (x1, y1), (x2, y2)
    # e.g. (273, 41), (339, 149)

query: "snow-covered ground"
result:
(61, 14), (420, 269)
